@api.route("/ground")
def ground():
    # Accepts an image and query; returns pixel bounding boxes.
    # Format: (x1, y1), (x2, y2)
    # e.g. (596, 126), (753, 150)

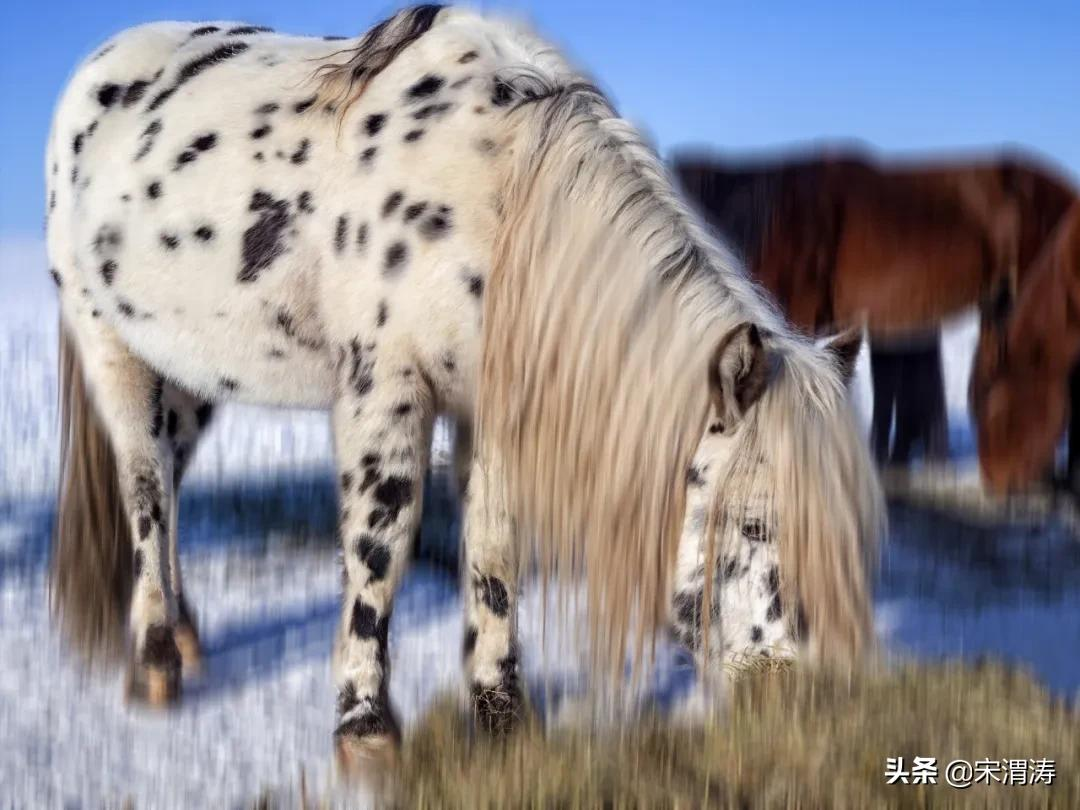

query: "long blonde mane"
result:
(479, 81), (882, 678)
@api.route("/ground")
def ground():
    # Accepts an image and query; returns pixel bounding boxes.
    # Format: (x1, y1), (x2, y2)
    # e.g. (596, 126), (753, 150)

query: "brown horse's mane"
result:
(1003, 202), (1080, 371)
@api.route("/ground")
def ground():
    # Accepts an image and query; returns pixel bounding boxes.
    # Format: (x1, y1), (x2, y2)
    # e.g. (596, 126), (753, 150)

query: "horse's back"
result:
(45, 10), (538, 409)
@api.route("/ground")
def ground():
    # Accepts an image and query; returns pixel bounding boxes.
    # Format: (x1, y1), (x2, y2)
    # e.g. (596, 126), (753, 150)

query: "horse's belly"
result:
(85, 263), (337, 409)
(125, 312), (336, 408)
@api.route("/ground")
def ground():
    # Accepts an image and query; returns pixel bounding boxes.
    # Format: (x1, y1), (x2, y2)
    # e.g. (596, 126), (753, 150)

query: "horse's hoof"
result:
(174, 623), (202, 678)
(125, 625), (182, 707)
(334, 712), (401, 790)
(471, 683), (524, 737)
(125, 662), (181, 706)
(334, 729), (401, 784)
(175, 598), (202, 677)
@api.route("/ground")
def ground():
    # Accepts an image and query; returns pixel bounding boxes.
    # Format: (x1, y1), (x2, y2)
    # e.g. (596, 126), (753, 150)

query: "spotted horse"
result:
(47, 4), (883, 773)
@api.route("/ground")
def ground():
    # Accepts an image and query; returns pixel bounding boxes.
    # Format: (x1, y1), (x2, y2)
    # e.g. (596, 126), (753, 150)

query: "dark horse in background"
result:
(675, 148), (1076, 473)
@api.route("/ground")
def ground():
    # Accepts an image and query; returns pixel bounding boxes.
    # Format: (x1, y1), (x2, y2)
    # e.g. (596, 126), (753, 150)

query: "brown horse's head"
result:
(970, 202), (1080, 494)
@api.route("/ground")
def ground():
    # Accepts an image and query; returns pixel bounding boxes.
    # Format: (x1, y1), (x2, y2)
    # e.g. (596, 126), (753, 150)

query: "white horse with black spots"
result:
(47, 4), (883, 773)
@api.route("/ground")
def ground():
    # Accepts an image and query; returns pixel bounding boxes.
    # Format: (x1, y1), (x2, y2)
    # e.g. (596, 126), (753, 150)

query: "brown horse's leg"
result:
(1067, 363), (1080, 495)
(890, 351), (919, 465)
(923, 337), (949, 461)
(894, 338), (948, 464)
(869, 344), (900, 463)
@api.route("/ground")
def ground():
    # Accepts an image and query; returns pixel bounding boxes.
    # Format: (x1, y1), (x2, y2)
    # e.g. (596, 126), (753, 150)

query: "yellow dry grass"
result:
(385, 660), (1078, 809)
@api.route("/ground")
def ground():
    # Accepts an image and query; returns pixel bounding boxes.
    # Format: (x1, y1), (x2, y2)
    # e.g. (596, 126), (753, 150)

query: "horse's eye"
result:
(741, 519), (767, 542)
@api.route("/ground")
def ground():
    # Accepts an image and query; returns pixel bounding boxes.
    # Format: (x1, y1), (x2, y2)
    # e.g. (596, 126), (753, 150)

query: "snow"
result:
(2, 237), (1078, 806)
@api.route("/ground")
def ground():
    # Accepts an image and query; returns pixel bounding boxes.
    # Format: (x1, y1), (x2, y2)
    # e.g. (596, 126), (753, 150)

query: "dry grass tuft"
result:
(388, 661), (1078, 808)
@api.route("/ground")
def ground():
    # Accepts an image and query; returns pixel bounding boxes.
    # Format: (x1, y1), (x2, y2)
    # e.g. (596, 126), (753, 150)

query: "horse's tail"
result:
(50, 320), (133, 664)
(478, 82), (754, 679)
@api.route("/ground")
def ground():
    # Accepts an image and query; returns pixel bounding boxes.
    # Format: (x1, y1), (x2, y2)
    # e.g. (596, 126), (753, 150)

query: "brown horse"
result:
(970, 202), (1080, 494)
(675, 149), (1074, 334)
(675, 148), (1076, 466)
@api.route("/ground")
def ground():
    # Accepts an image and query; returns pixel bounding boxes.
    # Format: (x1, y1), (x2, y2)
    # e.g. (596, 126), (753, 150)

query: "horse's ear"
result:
(820, 326), (863, 385)
(981, 275), (1014, 325)
(709, 322), (770, 431)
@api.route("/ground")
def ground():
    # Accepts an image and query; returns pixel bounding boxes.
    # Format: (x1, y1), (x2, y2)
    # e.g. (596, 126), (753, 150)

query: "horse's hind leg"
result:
(71, 319), (182, 704)
(462, 454), (522, 735)
(160, 385), (215, 675)
(330, 345), (434, 771)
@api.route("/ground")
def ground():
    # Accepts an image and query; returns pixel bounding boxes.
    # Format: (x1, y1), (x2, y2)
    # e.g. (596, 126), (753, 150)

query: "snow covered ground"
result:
(2, 240), (1078, 806)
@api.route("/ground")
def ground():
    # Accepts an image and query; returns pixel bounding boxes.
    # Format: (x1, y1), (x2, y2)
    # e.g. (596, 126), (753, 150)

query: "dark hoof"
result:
(471, 682), (524, 737)
(334, 708), (402, 786)
(175, 596), (202, 677)
(125, 625), (182, 707)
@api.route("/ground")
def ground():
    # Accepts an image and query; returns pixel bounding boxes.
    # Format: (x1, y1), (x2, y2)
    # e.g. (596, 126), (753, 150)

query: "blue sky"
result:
(2, 0), (1079, 237)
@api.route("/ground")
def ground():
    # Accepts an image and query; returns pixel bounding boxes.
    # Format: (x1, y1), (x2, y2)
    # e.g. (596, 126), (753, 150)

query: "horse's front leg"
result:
(330, 343), (433, 770)
(462, 455), (522, 735)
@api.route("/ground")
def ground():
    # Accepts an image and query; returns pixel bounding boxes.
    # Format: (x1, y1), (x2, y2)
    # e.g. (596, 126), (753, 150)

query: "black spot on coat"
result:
(673, 590), (703, 626)
(420, 207), (452, 240)
(383, 242), (407, 276)
(357, 536), (392, 581)
(239, 191), (292, 282)
(475, 575), (510, 617)
(227, 25), (273, 36)
(372, 476), (411, 525)
(97, 83), (121, 108)
(403, 202), (427, 222)
(766, 593), (784, 622)
(195, 403), (214, 428)
(407, 74), (444, 100)
(382, 191), (403, 218)
(334, 215), (349, 254)
(412, 102), (451, 120)
(349, 599), (381, 639)
(289, 138), (310, 164)
(148, 42), (250, 112)
(293, 95), (317, 114)
(463, 625), (478, 657)
(364, 114), (386, 136)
